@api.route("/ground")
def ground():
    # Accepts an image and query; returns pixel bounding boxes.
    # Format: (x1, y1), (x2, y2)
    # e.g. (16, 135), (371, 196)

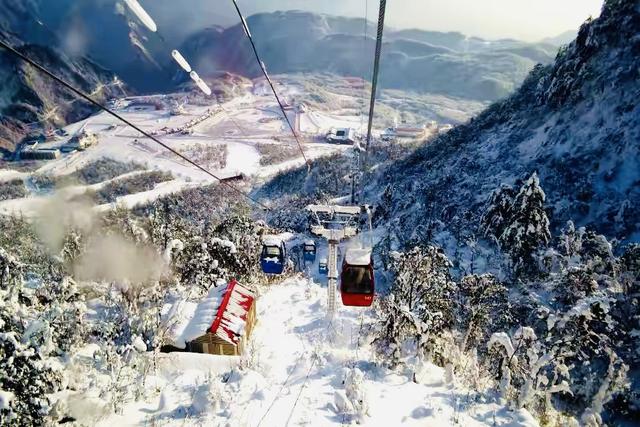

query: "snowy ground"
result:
(97, 276), (537, 426)
(0, 73), (466, 218)
(0, 85), (358, 217)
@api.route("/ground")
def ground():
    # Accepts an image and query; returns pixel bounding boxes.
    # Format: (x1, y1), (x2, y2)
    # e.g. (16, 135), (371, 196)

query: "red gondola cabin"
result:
(340, 248), (374, 307)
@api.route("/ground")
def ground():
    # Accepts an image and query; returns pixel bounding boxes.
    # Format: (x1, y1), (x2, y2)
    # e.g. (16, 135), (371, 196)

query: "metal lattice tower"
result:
(307, 205), (361, 317)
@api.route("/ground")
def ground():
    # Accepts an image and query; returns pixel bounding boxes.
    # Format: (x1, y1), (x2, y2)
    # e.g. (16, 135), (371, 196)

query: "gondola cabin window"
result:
(263, 245), (281, 257)
(341, 265), (374, 294)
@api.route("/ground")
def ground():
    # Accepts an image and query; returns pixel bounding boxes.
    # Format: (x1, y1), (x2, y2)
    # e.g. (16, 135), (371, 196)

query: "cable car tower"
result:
(306, 204), (372, 317)
(306, 205), (361, 317)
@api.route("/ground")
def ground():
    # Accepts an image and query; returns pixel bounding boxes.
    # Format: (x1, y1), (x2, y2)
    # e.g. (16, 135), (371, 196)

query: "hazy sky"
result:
(241, 0), (604, 41)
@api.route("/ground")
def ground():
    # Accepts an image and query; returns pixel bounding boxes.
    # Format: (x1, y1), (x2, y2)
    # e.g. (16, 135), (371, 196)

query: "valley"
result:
(0, 1), (638, 426)
(0, 73), (453, 218)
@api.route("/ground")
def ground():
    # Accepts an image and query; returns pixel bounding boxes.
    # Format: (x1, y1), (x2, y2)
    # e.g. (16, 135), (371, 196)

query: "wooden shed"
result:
(170, 279), (257, 356)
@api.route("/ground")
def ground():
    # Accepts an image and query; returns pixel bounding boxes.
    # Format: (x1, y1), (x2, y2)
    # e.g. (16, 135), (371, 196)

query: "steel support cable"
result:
(361, 0), (369, 125)
(357, 0), (387, 204)
(122, 3), (255, 142)
(229, 0), (311, 170)
(284, 353), (318, 427)
(142, 29), (256, 142)
(364, 0), (387, 158)
(0, 39), (270, 211)
(352, 0), (371, 204)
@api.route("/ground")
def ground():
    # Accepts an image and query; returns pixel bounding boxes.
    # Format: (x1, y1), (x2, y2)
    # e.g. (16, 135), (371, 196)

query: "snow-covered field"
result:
(97, 277), (536, 427)
(0, 85), (361, 217)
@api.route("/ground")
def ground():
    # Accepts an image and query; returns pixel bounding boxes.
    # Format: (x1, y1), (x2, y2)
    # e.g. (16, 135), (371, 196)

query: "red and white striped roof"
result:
(209, 279), (256, 345)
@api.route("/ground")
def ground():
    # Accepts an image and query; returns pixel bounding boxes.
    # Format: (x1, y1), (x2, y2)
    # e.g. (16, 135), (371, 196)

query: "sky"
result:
(240, 0), (605, 41)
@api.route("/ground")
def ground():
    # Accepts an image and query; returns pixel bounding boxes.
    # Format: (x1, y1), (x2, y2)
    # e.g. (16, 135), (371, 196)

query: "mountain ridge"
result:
(181, 10), (558, 102)
(373, 0), (639, 242)
(0, 37), (120, 154)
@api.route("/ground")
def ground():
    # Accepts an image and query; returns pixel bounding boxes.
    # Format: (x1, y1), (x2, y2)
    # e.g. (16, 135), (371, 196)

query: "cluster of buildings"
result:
(19, 127), (98, 161)
(149, 107), (219, 137)
(324, 120), (454, 146)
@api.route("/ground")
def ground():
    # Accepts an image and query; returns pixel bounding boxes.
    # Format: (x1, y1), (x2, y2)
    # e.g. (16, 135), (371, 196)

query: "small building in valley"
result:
(163, 279), (257, 356)
(326, 127), (356, 144)
(66, 131), (98, 151)
(20, 147), (61, 160)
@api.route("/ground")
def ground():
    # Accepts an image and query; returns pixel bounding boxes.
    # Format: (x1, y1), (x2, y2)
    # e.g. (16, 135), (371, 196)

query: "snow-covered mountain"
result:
(0, 0), (177, 92)
(374, 0), (640, 242)
(0, 3), (556, 102)
(181, 10), (558, 101)
(0, 40), (120, 154)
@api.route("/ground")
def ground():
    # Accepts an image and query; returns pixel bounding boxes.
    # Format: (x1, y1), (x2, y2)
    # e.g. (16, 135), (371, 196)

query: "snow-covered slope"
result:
(0, 41), (120, 154)
(98, 277), (537, 426)
(375, 0), (640, 241)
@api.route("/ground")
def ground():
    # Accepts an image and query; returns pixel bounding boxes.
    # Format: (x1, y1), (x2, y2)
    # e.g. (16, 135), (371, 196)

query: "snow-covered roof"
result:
(304, 240), (315, 246)
(262, 235), (283, 246)
(164, 280), (255, 348)
(344, 249), (372, 266)
(167, 285), (226, 348)
(210, 280), (255, 345)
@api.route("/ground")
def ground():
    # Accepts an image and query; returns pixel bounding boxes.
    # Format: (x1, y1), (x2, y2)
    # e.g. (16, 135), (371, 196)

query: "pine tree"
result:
(481, 184), (516, 241)
(500, 172), (551, 277)
(580, 230), (615, 274)
(558, 220), (584, 259)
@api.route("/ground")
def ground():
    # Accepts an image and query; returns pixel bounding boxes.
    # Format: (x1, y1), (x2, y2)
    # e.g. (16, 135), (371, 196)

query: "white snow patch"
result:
(344, 248), (372, 266)
(0, 390), (14, 410)
(164, 285), (226, 348)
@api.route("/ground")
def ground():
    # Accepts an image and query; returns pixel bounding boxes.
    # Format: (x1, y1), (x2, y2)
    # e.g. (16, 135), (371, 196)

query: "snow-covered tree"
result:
(373, 246), (456, 365)
(580, 230), (616, 275)
(373, 295), (420, 367)
(344, 368), (369, 423)
(500, 173), (551, 277)
(0, 248), (23, 298)
(0, 248), (64, 426)
(145, 198), (191, 251)
(618, 244), (640, 342)
(373, 183), (394, 224)
(457, 274), (510, 352)
(60, 228), (84, 273)
(481, 183), (516, 241)
(487, 327), (567, 415)
(558, 220), (584, 259)
(32, 276), (86, 355)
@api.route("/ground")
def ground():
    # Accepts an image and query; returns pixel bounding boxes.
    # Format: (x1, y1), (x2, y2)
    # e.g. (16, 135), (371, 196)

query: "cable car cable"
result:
(356, 0), (387, 205)
(125, 5), (282, 155)
(0, 39), (270, 211)
(229, 0), (311, 170)
(364, 0), (387, 157)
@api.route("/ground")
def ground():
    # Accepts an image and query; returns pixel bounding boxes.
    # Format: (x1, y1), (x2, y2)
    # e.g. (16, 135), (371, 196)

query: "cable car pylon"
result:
(306, 204), (369, 317)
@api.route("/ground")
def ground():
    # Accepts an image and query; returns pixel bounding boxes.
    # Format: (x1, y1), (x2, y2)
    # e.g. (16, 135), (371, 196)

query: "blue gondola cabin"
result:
(261, 236), (287, 275)
(303, 240), (317, 262)
(318, 258), (328, 275)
